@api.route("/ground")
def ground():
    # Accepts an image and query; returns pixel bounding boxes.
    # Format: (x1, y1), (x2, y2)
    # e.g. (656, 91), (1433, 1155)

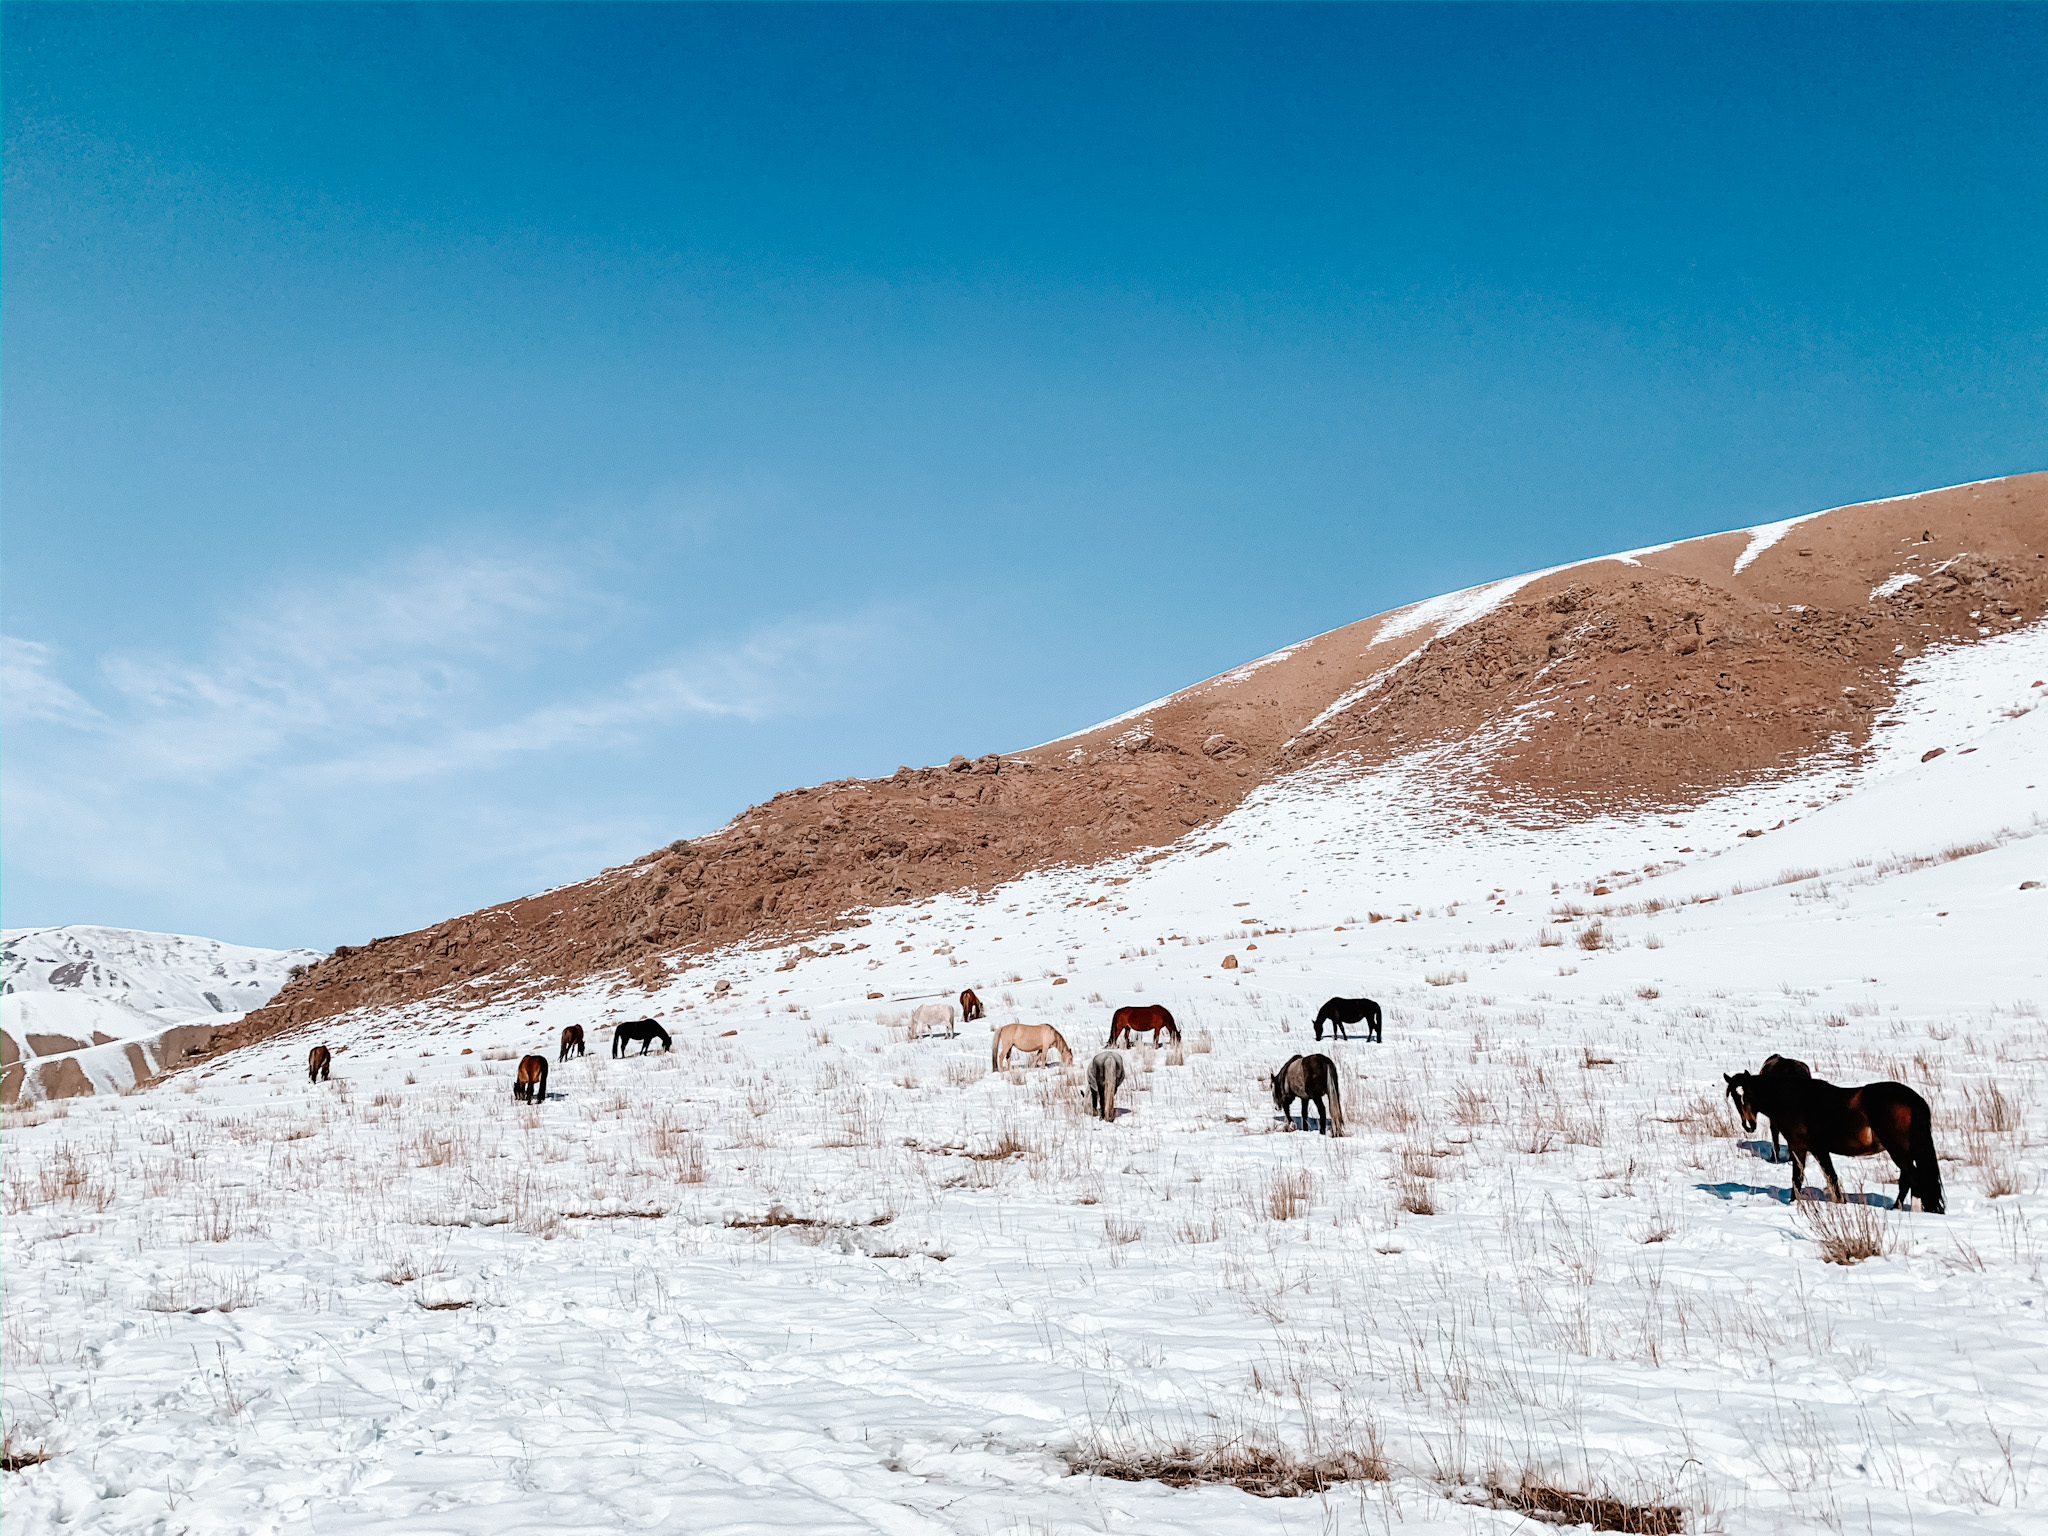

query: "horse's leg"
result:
(1875, 1123), (1916, 1210)
(1814, 1149), (1845, 1204)
(1787, 1148), (1807, 1203)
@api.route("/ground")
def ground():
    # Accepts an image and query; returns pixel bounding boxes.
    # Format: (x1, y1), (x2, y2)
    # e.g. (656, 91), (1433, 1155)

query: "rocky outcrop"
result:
(212, 473), (2046, 1051)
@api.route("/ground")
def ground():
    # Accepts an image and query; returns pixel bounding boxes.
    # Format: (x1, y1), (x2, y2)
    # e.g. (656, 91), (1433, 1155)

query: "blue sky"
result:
(4, 3), (2043, 951)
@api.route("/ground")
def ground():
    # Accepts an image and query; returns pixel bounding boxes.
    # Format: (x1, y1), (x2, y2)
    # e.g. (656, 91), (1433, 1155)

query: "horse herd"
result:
(301, 988), (1950, 1214)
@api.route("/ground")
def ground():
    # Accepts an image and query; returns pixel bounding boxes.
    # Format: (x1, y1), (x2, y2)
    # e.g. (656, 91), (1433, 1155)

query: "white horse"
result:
(910, 1002), (957, 1040)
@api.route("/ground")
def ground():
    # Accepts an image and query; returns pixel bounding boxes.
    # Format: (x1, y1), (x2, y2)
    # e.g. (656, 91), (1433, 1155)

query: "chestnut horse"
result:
(1724, 1061), (1944, 1212)
(559, 1024), (587, 1063)
(991, 1023), (1073, 1071)
(959, 988), (986, 1023)
(513, 1054), (550, 1104)
(612, 1020), (672, 1057)
(1108, 1004), (1180, 1047)
(307, 1045), (331, 1083)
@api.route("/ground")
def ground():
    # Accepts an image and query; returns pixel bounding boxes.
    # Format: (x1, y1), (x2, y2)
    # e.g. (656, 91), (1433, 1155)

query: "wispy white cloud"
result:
(1, 637), (106, 730)
(301, 610), (894, 787)
(1, 538), (908, 940)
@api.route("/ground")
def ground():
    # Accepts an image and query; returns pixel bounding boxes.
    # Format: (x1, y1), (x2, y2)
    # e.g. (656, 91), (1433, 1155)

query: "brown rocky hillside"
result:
(215, 473), (2045, 1049)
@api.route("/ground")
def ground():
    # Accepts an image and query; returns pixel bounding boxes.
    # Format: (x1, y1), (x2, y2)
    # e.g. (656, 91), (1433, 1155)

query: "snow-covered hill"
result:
(4, 621), (2044, 1534)
(1, 925), (322, 1102)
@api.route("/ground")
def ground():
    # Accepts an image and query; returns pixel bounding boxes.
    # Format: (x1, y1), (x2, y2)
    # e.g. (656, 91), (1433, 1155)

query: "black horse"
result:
(1313, 997), (1382, 1043)
(1724, 1062), (1944, 1213)
(612, 1019), (673, 1057)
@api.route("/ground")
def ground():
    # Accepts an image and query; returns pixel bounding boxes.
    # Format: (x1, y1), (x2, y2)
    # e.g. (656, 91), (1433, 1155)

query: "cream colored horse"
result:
(909, 1002), (957, 1040)
(991, 1022), (1073, 1071)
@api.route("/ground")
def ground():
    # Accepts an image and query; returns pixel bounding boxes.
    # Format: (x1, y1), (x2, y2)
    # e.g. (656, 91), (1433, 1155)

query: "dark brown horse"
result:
(307, 1045), (331, 1083)
(1724, 1062), (1943, 1212)
(514, 1054), (550, 1104)
(1740, 1053), (1810, 1162)
(1272, 1053), (1343, 1136)
(560, 1024), (587, 1062)
(1108, 1004), (1180, 1047)
(959, 988), (985, 1023)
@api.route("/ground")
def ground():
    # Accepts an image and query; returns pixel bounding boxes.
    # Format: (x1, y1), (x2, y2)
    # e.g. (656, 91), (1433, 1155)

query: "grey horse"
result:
(1088, 1050), (1128, 1122)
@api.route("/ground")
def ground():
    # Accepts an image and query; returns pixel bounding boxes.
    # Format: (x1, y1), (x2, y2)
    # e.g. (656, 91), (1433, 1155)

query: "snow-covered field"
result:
(6, 630), (2045, 1535)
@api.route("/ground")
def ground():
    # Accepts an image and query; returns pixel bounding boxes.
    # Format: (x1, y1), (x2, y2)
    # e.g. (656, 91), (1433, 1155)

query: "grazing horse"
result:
(1108, 1004), (1180, 1047)
(1088, 1050), (1128, 1122)
(1724, 1063), (1944, 1213)
(911, 1002), (957, 1040)
(991, 1023), (1073, 1071)
(559, 1024), (587, 1063)
(1272, 1053), (1343, 1136)
(307, 1045), (331, 1083)
(1734, 1053), (1810, 1162)
(612, 1019), (672, 1057)
(513, 1054), (550, 1104)
(1313, 996), (1382, 1043)
(959, 988), (986, 1023)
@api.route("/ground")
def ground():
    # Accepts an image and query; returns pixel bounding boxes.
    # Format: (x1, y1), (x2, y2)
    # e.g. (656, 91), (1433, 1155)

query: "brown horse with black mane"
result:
(1108, 1004), (1179, 1047)
(560, 1024), (586, 1062)
(514, 1054), (550, 1104)
(1740, 1053), (1810, 1163)
(1724, 1058), (1944, 1212)
(1272, 1053), (1343, 1136)
(307, 1045), (331, 1083)
(959, 988), (985, 1023)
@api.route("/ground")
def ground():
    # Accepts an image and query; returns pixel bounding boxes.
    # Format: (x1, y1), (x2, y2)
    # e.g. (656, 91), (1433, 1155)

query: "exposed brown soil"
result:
(211, 474), (2046, 1052)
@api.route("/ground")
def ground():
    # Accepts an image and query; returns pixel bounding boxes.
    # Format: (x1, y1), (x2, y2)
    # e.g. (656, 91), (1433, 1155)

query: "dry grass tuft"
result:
(1072, 1439), (1388, 1497)
(1351, 1081), (1418, 1133)
(1, 1431), (52, 1474)
(1961, 1082), (2021, 1133)
(1796, 1197), (1894, 1265)
(1396, 1170), (1436, 1215)
(1104, 1216), (1143, 1245)
(967, 1125), (1030, 1161)
(1489, 1479), (1682, 1534)
(1264, 1168), (1312, 1221)
(1576, 922), (1608, 951)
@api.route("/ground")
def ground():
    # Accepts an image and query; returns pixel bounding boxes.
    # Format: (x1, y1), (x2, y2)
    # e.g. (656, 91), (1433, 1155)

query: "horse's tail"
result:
(1908, 1095), (1944, 1214)
(990, 1030), (1004, 1073)
(1327, 1070), (1344, 1137)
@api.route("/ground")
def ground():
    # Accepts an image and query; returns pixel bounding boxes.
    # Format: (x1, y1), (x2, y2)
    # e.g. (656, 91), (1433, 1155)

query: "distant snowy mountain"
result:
(1, 925), (323, 1102)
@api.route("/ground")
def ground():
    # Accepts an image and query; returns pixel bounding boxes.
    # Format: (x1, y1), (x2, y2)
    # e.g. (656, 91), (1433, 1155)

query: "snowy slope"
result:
(4, 628), (2045, 1535)
(2, 925), (323, 1101)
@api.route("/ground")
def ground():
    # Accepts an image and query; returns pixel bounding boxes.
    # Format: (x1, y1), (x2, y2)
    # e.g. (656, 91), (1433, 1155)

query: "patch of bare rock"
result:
(211, 473), (2045, 1054)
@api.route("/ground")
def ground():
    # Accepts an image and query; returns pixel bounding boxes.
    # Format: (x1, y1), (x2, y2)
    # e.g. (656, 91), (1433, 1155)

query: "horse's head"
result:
(1723, 1072), (1759, 1132)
